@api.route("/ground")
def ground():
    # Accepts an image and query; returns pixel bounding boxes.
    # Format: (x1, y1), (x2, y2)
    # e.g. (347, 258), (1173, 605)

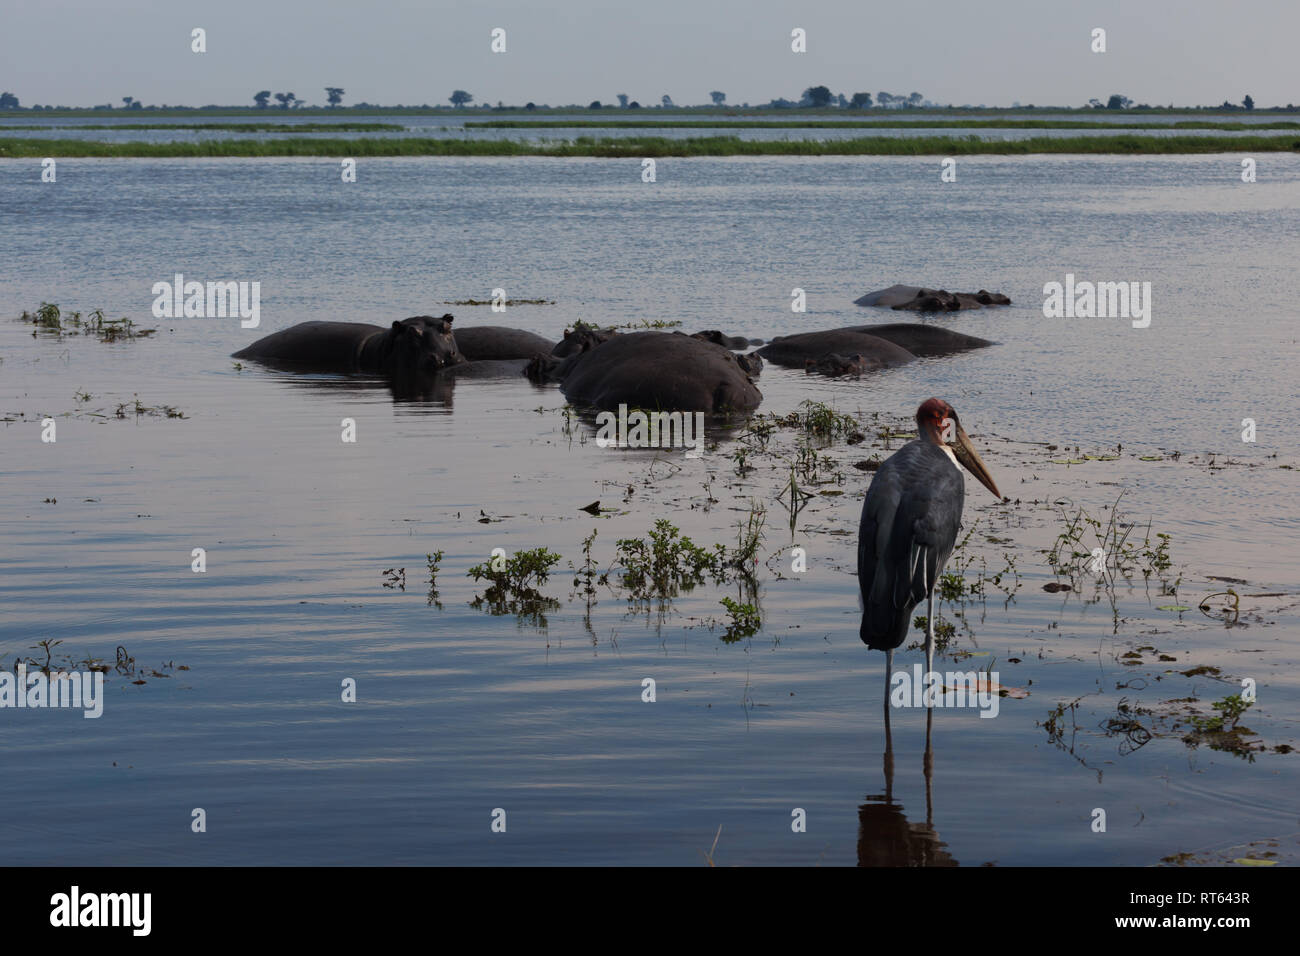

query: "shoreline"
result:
(4, 134), (1298, 158)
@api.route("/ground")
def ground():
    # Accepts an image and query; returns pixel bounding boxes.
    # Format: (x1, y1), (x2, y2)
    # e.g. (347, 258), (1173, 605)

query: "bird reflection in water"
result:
(857, 707), (957, 867)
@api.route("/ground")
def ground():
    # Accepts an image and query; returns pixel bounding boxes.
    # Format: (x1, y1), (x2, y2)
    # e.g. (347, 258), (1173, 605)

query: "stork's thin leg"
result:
(884, 648), (894, 723)
(925, 587), (936, 707)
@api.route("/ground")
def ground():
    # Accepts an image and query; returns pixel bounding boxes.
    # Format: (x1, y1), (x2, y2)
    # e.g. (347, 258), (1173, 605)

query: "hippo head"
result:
(390, 314), (463, 372)
(553, 325), (617, 358)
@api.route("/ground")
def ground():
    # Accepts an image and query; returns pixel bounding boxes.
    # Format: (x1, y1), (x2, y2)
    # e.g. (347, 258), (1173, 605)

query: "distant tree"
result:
(274, 92), (295, 110)
(588, 100), (602, 109)
(325, 87), (344, 107)
(254, 90), (271, 109)
(1243, 94), (1254, 110)
(1106, 94), (1132, 109)
(450, 90), (473, 108)
(850, 92), (872, 109)
(0, 91), (18, 109)
(803, 85), (832, 107)
(877, 91), (893, 108)
(122, 96), (134, 109)
(525, 102), (536, 110)
(835, 93), (848, 107)
(617, 93), (629, 108)
(1087, 98), (1103, 109)
(661, 94), (674, 108)
(907, 91), (923, 108)
(710, 90), (725, 105)
(628, 101), (642, 109)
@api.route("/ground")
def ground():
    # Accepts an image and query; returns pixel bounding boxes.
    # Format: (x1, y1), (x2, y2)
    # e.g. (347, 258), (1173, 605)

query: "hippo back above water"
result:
(553, 331), (762, 413)
(232, 315), (463, 374)
(453, 325), (556, 361)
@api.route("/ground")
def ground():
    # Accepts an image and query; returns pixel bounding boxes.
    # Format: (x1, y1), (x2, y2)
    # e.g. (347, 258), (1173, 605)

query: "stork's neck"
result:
(918, 417), (946, 446)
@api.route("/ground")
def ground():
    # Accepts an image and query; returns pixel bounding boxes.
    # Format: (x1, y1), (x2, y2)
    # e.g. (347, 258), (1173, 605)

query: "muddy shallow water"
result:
(1, 154), (1297, 865)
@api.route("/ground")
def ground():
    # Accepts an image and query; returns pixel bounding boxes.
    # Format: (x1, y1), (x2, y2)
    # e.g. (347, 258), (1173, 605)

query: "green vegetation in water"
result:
(719, 597), (761, 642)
(20, 303), (155, 342)
(1182, 694), (1264, 761)
(468, 547), (561, 596)
(0, 122), (405, 132)
(615, 519), (726, 601)
(1046, 492), (1174, 584)
(618, 318), (683, 329)
(15, 641), (187, 684)
(425, 550), (444, 608)
(115, 395), (186, 419)
(467, 547), (562, 622)
(5, 134), (1297, 158)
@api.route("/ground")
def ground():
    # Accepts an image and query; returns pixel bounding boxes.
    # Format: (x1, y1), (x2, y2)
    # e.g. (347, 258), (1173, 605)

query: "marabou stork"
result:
(858, 398), (1003, 704)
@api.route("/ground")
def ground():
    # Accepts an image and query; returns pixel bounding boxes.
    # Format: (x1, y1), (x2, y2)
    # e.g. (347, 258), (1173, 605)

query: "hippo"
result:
(854, 284), (1012, 311)
(453, 325), (555, 361)
(758, 330), (916, 370)
(735, 352), (763, 378)
(690, 330), (765, 349)
(805, 353), (873, 378)
(232, 315), (463, 373)
(551, 325), (619, 358)
(547, 331), (762, 413)
(845, 323), (995, 356)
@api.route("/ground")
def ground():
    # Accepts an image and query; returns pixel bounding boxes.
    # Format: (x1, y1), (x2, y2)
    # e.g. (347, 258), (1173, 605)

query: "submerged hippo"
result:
(232, 315), (463, 373)
(805, 353), (873, 378)
(854, 284), (1012, 311)
(548, 331), (762, 413)
(846, 323), (994, 356)
(453, 325), (555, 361)
(690, 330), (765, 349)
(758, 329), (916, 370)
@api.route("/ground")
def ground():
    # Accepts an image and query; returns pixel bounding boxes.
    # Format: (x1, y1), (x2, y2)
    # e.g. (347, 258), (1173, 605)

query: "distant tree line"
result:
(3, 87), (1297, 112)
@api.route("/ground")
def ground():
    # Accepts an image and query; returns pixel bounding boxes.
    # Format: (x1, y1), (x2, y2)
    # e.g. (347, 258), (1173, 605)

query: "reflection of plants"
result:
(468, 547), (562, 621)
(719, 597), (761, 642)
(1189, 694), (1252, 733)
(425, 551), (444, 608)
(569, 530), (601, 605)
(469, 548), (561, 596)
(1101, 698), (1154, 755)
(425, 551), (443, 586)
(776, 464), (816, 533)
(1045, 492), (1176, 585)
(1182, 694), (1261, 761)
(911, 615), (956, 653)
(731, 501), (765, 576)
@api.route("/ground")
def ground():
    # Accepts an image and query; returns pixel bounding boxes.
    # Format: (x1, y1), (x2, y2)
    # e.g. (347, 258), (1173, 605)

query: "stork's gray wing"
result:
(858, 441), (964, 650)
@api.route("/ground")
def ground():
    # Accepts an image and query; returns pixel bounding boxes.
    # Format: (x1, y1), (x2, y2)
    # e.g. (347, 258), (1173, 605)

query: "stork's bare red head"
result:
(915, 397), (1003, 499)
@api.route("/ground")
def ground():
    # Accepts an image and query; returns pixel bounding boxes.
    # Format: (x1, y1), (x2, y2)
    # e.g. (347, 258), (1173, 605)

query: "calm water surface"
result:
(1, 154), (1297, 865)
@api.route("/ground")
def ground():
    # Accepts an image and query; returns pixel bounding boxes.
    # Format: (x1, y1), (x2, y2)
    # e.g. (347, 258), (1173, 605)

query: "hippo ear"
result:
(441, 313), (454, 324)
(392, 320), (404, 332)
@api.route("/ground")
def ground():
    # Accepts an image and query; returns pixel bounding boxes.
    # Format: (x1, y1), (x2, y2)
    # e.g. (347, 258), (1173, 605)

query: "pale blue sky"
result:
(3, 0), (1296, 108)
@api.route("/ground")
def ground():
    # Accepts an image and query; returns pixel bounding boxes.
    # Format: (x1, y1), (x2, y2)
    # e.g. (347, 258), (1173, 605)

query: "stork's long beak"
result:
(953, 426), (1003, 499)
